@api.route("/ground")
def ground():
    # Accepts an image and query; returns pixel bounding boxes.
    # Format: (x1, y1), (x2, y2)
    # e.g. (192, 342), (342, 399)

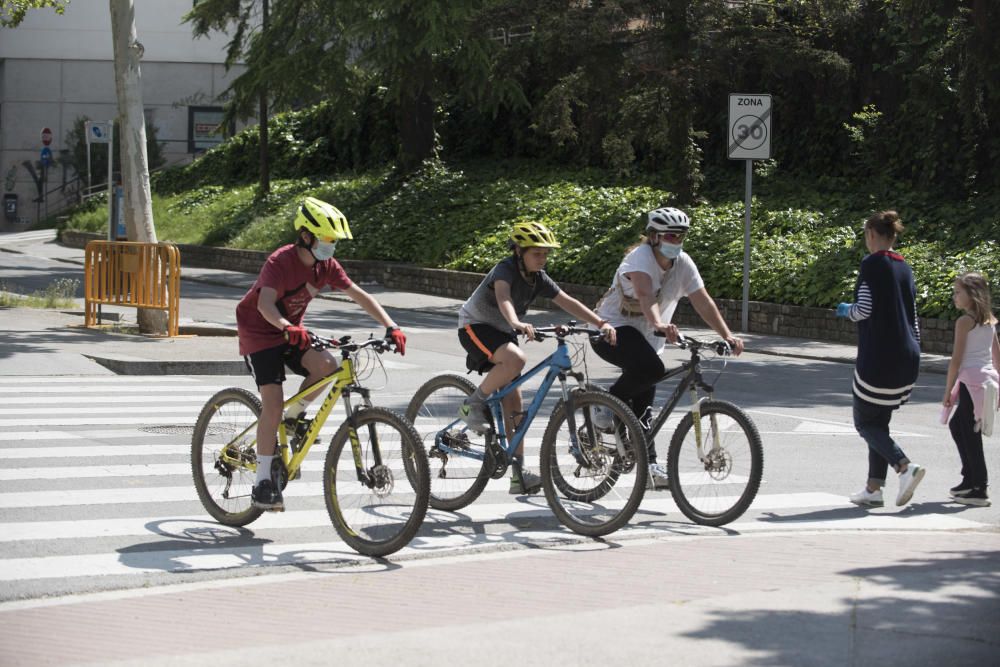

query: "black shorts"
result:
(458, 324), (518, 374)
(244, 343), (309, 387)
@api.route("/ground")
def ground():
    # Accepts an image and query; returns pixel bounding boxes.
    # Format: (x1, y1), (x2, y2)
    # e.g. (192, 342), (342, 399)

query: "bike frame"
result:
(644, 344), (721, 459)
(216, 353), (376, 483)
(435, 339), (580, 464)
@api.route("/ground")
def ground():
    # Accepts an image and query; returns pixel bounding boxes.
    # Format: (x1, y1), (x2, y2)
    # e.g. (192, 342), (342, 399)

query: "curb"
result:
(84, 355), (246, 376)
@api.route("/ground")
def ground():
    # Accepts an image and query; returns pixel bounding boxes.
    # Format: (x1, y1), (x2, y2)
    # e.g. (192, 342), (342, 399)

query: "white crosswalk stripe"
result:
(0, 375), (986, 601)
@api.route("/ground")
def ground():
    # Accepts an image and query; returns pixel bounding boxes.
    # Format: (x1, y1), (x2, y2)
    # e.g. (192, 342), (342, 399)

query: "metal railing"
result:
(84, 240), (181, 336)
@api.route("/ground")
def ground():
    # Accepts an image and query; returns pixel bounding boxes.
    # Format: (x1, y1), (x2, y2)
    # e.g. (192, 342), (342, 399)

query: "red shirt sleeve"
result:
(322, 259), (353, 291)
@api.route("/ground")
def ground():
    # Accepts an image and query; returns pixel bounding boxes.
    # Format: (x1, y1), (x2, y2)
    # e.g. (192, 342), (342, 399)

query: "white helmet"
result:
(646, 207), (690, 234)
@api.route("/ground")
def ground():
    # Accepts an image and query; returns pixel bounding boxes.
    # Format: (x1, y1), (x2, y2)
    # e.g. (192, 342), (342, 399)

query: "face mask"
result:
(311, 240), (336, 261)
(657, 241), (682, 260)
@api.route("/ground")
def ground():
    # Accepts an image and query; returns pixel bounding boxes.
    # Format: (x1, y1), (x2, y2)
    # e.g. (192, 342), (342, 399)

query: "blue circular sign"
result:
(40, 146), (53, 166)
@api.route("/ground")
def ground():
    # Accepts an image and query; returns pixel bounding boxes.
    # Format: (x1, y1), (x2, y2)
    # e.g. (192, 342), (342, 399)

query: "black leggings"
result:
(949, 382), (988, 489)
(591, 326), (665, 459)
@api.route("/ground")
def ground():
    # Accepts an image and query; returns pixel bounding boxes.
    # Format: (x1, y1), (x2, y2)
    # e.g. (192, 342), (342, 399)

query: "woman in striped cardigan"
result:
(836, 210), (925, 508)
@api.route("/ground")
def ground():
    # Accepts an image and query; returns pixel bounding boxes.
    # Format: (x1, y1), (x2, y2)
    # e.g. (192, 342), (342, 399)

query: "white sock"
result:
(285, 399), (309, 421)
(256, 455), (274, 484)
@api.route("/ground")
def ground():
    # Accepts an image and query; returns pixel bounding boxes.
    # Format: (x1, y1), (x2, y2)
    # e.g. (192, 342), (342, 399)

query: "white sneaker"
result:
(896, 463), (926, 506)
(647, 463), (670, 490)
(849, 487), (884, 508)
(590, 405), (615, 433)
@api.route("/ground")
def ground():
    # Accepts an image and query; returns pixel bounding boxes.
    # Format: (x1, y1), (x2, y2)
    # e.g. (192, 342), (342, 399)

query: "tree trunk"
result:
(258, 0), (270, 197)
(110, 0), (166, 334)
(396, 51), (436, 172)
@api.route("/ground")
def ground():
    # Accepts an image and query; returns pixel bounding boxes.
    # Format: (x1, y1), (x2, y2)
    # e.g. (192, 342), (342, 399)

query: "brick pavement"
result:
(2, 530), (997, 666)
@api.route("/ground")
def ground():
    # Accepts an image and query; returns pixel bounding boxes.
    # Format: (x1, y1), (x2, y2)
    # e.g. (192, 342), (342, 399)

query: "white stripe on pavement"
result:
(0, 429), (172, 442)
(0, 445), (189, 459)
(0, 509), (987, 582)
(0, 406), (205, 416)
(0, 385), (234, 394)
(0, 377), (199, 384)
(0, 492), (845, 543)
(0, 395), (216, 405)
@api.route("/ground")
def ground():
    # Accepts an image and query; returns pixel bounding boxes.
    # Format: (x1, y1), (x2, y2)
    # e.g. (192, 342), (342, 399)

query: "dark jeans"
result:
(949, 382), (988, 488)
(853, 395), (908, 485)
(591, 326), (665, 461)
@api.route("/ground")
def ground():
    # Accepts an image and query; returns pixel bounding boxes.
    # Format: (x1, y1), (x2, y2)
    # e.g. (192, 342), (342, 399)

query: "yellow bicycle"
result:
(191, 333), (429, 557)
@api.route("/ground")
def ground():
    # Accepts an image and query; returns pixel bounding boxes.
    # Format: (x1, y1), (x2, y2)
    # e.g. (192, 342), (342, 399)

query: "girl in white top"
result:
(942, 272), (1000, 506)
(591, 207), (744, 488)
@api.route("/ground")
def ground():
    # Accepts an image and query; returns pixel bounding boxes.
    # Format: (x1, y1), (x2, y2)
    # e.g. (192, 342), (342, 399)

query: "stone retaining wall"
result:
(61, 230), (959, 354)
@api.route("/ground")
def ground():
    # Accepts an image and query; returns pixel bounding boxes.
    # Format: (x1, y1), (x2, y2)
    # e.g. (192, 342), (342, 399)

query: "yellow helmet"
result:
(509, 221), (560, 249)
(294, 197), (352, 241)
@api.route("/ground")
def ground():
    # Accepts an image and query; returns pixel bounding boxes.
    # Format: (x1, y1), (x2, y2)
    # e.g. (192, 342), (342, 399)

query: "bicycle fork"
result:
(689, 386), (721, 463)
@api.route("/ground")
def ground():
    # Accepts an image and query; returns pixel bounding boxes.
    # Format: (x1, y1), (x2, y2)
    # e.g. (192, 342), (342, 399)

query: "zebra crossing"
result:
(0, 374), (988, 602)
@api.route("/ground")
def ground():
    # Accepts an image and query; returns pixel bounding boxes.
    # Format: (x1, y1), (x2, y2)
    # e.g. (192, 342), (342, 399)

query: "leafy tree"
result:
(187, 0), (523, 173)
(0, 0), (66, 28)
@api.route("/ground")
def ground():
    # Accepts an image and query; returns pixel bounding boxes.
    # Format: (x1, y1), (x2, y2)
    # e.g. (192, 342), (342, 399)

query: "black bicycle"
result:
(641, 335), (763, 526)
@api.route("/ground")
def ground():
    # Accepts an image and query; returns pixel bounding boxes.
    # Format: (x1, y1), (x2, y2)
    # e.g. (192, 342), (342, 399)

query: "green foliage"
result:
(65, 159), (1000, 318)
(0, 0), (65, 28)
(0, 277), (78, 309)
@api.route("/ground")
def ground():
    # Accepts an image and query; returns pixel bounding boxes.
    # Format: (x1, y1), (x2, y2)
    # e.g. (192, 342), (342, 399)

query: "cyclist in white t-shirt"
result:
(591, 207), (744, 489)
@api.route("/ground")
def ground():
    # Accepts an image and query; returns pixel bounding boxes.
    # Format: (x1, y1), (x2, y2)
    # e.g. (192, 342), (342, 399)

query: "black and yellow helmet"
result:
(509, 221), (560, 249)
(294, 197), (353, 241)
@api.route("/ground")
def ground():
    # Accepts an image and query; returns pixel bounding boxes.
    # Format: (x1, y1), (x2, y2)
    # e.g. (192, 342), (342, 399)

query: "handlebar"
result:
(529, 321), (606, 342)
(667, 333), (732, 356)
(308, 332), (396, 355)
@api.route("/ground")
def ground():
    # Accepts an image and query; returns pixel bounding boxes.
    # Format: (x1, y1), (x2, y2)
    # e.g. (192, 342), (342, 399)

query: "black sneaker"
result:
(251, 478), (285, 511)
(953, 488), (991, 507)
(949, 482), (975, 498)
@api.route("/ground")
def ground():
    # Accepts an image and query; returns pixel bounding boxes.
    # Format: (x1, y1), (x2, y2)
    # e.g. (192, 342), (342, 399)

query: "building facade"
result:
(0, 0), (248, 229)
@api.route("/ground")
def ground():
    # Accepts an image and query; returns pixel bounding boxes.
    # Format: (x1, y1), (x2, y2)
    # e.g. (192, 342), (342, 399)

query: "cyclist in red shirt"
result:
(236, 197), (407, 510)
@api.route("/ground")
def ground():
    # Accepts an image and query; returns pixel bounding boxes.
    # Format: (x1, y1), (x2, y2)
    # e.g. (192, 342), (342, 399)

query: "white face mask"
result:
(657, 241), (682, 260)
(311, 240), (337, 261)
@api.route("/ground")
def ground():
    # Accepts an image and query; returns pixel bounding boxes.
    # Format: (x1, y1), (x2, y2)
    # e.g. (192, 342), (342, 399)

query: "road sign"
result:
(728, 94), (772, 160)
(41, 127), (53, 146)
(40, 147), (53, 167)
(85, 121), (112, 144)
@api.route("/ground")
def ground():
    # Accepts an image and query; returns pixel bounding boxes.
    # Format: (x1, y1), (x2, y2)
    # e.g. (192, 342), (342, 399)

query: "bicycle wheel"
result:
(191, 387), (264, 527)
(406, 374), (492, 511)
(667, 399), (764, 527)
(324, 407), (430, 557)
(541, 391), (648, 537)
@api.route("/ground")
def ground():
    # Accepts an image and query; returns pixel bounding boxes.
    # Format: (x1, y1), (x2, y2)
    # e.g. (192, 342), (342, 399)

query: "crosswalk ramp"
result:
(0, 375), (985, 602)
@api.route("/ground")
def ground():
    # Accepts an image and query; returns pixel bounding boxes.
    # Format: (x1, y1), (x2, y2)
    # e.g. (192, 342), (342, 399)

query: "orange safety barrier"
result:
(84, 241), (181, 337)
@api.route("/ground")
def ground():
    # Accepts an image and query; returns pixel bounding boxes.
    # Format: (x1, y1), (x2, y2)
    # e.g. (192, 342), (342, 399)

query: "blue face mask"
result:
(311, 240), (337, 261)
(657, 241), (682, 260)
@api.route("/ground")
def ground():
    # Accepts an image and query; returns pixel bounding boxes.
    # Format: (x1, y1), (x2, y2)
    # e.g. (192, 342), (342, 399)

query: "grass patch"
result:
(0, 278), (81, 309)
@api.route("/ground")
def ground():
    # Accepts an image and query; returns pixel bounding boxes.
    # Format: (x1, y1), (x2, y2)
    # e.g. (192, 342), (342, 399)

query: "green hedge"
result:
(64, 158), (1000, 319)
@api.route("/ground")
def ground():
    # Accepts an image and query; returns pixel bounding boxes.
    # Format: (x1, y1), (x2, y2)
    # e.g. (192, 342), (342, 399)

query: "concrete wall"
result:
(1, 0), (249, 229)
(60, 230), (961, 355)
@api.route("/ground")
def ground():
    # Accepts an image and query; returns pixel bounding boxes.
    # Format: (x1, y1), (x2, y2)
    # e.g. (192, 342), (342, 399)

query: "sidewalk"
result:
(2, 530), (997, 665)
(0, 230), (950, 375)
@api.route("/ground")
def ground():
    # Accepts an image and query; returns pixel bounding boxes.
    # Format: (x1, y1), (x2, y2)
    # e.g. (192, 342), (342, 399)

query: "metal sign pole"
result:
(742, 159), (752, 332)
(107, 122), (115, 241)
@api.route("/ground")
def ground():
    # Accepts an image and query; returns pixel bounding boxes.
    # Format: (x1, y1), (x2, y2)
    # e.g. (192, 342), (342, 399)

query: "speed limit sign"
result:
(728, 94), (772, 160)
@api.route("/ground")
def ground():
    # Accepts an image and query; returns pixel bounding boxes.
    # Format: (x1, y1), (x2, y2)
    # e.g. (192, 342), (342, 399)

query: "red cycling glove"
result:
(283, 324), (311, 350)
(386, 326), (406, 355)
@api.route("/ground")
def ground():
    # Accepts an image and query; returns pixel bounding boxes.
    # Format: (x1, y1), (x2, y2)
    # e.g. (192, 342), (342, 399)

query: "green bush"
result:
(61, 158), (1000, 319)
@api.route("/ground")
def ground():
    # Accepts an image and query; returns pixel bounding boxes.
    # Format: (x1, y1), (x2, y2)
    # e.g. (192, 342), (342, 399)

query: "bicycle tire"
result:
(405, 374), (492, 511)
(324, 407), (430, 557)
(191, 387), (265, 527)
(667, 399), (763, 527)
(541, 391), (648, 537)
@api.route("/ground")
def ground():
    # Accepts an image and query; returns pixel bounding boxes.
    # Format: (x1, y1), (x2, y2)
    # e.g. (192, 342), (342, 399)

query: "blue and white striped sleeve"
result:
(848, 282), (872, 321)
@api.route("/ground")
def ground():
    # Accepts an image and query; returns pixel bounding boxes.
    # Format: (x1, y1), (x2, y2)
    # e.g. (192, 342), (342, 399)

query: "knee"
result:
(495, 344), (526, 372)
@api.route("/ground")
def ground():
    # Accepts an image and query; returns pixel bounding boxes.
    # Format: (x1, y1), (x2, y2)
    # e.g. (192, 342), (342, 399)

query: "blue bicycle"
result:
(406, 324), (648, 536)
